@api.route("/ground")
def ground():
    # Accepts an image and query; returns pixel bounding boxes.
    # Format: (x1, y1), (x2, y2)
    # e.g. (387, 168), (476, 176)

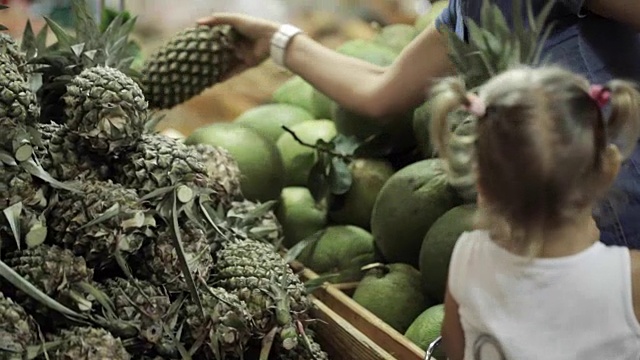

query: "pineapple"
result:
(111, 133), (233, 209)
(46, 327), (131, 360)
(192, 143), (243, 201)
(0, 54), (40, 161)
(227, 199), (283, 245)
(95, 278), (171, 345)
(181, 287), (253, 359)
(26, 0), (143, 154)
(0, 163), (48, 251)
(141, 25), (241, 110)
(1, 245), (94, 316)
(0, 55), (34, 126)
(35, 122), (110, 182)
(212, 237), (312, 335)
(46, 180), (153, 269)
(0, 291), (38, 357)
(61, 65), (148, 155)
(274, 335), (329, 360)
(0, 33), (26, 70)
(135, 221), (214, 293)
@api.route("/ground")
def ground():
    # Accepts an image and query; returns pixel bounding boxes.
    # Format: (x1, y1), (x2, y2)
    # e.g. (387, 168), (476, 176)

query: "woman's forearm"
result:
(284, 24), (454, 118)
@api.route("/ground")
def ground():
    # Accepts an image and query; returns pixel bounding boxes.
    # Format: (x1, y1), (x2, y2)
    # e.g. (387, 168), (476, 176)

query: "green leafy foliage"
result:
(442, 0), (556, 90)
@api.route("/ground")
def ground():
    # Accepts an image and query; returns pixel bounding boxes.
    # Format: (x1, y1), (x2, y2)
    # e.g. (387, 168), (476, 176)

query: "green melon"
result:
(371, 159), (461, 267)
(272, 76), (316, 116)
(276, 186), (328, 248)
(185, 123), (285, 202)
(328, 158), (395, 230)
(413, 100), (434, 159)
(310, 89), (334, 120)
(275, 120), (338, 186)
(336, 39), (399, 66)
(298, 225), (375, 282)
(234, 103), (314, 144)
(373, 23), (419, 53)
(420, 204), (476, 303)
(404, 304), (446, 359)
(352, 263), (431, 333)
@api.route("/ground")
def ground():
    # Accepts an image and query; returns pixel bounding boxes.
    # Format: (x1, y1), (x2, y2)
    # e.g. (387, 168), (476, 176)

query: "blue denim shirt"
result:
(437, 0), (640, 248)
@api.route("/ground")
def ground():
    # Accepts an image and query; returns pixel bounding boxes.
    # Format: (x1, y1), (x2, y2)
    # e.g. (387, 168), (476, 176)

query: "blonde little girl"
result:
(429, 66), (640, 359)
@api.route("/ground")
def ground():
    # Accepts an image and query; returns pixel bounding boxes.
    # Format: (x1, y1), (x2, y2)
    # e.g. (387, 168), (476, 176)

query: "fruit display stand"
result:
(291, 261), (429, 360)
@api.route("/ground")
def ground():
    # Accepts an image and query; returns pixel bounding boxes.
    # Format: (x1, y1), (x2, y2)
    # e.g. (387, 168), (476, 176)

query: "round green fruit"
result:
(404, 304), (445, 359)
(328, 158), (395, 230)
(352, 263), (431, 333)
(310, 89), (334, 120)
(276, 187), (327, 248)
(298, 225), (375, 282)
(185, 123), (285, 202)
(371, 159), (461, 267)
(413, 100), (433, 159)
(234, 103), (314, 145)
(420, 204), (476, 303)
(272, 76), (316, 116)
(373, 24), (418, 53)
(275, 119), (337, 186)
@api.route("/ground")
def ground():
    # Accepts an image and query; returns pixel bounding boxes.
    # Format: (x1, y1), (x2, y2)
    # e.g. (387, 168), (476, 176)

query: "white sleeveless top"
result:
(448, 230), (640, 360)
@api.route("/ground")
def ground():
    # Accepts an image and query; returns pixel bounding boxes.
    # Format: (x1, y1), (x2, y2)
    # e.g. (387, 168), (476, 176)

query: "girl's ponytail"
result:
(605, 80), (640, 159)
(428, 77), (470, 160)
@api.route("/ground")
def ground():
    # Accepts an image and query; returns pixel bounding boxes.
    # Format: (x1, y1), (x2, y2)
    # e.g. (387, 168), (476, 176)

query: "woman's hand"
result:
(197, 13), (280, 78)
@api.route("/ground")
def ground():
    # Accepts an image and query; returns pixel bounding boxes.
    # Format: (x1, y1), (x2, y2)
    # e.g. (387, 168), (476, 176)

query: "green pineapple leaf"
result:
(2, 202), (22, 250)
(42, 17), (74, 50)
(0, 260), (87, 321)
(71, 0), (101, 50)
(444, 0), (557, 90)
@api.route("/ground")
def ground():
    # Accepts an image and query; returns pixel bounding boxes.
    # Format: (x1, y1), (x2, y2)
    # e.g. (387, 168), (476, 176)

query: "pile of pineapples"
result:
(0, 2), (328, 359)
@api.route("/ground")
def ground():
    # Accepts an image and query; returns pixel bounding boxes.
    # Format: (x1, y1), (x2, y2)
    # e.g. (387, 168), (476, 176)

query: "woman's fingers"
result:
(197, 13), (243, 27)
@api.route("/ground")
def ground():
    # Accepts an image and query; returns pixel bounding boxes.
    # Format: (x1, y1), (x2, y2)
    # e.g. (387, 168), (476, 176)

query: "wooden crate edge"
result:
(311, 296), (398, 360)
(291, 260), (427, 360)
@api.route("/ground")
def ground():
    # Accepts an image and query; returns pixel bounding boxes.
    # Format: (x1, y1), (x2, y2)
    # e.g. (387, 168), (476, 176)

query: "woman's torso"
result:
(448, 230), (640, 360)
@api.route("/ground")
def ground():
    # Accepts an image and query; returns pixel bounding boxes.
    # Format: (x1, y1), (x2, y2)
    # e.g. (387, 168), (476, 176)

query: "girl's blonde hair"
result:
(429, 66), (640, 255)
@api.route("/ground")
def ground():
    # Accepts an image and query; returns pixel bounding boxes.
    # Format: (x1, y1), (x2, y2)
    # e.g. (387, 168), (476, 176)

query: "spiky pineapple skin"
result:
(228, 199), (283, 245)
(62, 66), (148, 155)
(275, 336), (329, 360)
(48, 327), (131, 360)
(111, 133), (232, 207)
(213, 238), (312, 332)
(135, 221), (213, 293)
(181, 287), (253, 359)
(0, 163), (48, 251)
(0, 55), (39, 126)
(192, 143), (242, 200)
(0, 291), (38, 357)
(47, 180), (151, 268)
(141, 25), (240, 110)
(35, 122), (110, 181)
(97, 278), (171, 344)
(0, 33), (27, 70)
(1, 245), (93, 314)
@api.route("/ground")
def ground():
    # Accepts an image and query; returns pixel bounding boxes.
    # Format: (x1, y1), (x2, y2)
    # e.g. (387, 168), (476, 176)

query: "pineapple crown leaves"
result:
(442, 0), (556, 91)
(28, 0), (140, 76)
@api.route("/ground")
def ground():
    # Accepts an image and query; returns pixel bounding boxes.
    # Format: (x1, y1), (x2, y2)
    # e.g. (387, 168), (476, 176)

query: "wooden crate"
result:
(293, 262), (430, 360)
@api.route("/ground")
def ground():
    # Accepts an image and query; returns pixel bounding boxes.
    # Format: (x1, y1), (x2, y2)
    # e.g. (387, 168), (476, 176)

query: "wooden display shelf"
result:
(293, 261), (430, 360)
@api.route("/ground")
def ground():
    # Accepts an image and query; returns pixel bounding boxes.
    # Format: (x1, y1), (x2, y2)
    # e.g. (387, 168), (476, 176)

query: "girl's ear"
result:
(600, 144), (622, 187)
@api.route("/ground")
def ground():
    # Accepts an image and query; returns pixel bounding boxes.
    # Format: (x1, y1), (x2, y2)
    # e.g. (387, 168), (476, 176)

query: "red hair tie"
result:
(589, 85), (611, 108)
